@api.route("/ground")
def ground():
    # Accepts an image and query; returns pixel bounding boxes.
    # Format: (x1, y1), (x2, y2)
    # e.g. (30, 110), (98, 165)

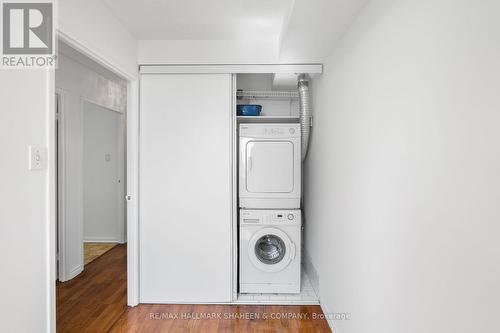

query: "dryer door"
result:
(246, 141), (295, 193)
(248, 227), (295, 273)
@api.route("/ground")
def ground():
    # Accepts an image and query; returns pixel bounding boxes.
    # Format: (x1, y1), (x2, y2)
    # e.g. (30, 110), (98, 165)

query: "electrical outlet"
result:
(29, 145), (47, 171)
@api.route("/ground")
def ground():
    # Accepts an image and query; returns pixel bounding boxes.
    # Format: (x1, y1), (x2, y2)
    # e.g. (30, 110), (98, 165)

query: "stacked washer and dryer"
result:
(239, 123), (302, 294)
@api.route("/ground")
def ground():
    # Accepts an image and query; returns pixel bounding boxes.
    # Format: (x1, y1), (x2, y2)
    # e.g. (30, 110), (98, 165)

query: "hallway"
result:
(56, 244), (331, 332)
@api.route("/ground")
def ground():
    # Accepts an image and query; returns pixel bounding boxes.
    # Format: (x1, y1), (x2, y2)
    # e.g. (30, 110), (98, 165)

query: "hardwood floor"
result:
(57, 244), (127, 332)
(57, 244), (332, 333)
(109, 304), (332, 333)
(84, 242), (118, 265)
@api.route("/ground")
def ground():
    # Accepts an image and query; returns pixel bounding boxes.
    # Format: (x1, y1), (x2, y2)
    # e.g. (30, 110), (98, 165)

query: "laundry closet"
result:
(139, 65), (321, 304)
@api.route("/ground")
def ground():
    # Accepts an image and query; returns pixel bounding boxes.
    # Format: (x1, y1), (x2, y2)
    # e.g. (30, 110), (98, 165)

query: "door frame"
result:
(54, 30), (140, 306)
(57, 92), (127, 281)
(55, 88), (75, 282)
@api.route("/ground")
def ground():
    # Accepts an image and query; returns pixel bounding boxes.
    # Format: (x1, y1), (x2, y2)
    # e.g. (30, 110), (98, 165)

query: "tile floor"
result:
(235, 270), (319, 305)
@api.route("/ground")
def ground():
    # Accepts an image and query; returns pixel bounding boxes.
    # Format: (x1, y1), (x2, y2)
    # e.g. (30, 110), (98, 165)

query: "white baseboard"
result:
(303, 250), (337, 331)
(84, 237), (121, 243)
(320, 301), (340, 333)
(61, 264), (83, 282)
(303, 248), (320, 296)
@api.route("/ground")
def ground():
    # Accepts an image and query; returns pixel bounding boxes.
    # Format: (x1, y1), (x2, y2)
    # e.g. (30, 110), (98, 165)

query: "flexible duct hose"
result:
(298, 74), (311, 160)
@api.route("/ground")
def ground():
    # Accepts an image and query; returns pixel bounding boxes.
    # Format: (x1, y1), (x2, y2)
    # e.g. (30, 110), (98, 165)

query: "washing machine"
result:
(239, 209), (301, 294)
(239, 123), (301, 209)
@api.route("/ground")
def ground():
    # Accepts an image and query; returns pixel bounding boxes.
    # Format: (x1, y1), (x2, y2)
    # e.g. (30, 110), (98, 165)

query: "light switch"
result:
(29, 145), (47, 171)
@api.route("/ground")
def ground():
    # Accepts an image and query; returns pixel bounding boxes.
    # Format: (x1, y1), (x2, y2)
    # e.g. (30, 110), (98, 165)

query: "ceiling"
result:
(101, 0), (369, 63)
(102, 0), (292, 40)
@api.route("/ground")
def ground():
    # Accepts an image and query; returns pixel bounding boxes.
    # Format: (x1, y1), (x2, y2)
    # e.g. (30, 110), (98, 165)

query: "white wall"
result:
(56, 48), (126, 279)
(138, 39), (279, 65)
(279, 0), (368, 62)
(304, 1), (500, 332)
(0, 2), (136, 331)
(58, 0), (138, 77)
(0, 71), (54, 332)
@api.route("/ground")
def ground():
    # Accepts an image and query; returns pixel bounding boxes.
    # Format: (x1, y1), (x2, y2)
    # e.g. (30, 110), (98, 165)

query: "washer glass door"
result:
(248, 227), (294, 273)
(255, 234), (286, 264)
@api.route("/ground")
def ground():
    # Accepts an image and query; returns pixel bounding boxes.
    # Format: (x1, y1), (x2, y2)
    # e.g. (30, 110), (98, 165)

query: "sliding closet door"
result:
(140, 74), (232, 302)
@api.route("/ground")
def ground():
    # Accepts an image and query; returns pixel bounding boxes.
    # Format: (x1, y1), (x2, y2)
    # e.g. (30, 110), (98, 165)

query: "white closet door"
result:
(140, 74), (232, 302)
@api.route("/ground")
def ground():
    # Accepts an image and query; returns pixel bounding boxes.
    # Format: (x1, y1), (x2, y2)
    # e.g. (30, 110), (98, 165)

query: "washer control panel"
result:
(270, 211), (300, 223)
(240, 209), (301, 225)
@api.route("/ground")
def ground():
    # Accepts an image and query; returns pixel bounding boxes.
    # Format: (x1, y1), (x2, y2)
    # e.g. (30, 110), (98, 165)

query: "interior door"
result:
(82, 101), (123, 243)
(246, 141), (294, 193)
(140, 73), (232, 302)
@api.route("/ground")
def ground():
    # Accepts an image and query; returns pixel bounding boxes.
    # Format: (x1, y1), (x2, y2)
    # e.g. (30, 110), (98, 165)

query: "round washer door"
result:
(248, 227), (295, 273)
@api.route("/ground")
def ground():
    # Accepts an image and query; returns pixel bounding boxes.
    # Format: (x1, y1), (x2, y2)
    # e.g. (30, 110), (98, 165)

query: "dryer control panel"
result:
(240, 123), (300, 139)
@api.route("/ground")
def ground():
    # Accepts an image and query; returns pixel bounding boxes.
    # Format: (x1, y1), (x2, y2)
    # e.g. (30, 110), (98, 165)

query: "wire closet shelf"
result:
(236, 90), (299, 99)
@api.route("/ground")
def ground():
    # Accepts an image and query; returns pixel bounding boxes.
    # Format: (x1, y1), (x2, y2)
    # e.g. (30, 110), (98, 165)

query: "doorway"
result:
(82, 101), (125, 264)
(55, 41), (127, 281)
(54, 40), (129, 332)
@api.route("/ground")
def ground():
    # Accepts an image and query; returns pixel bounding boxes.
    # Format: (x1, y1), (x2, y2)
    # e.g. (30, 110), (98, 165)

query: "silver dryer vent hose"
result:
(298, 74), (311, 161)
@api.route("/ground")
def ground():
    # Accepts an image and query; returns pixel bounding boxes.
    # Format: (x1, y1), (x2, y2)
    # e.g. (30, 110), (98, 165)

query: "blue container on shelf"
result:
(237, 104), (262, 116)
